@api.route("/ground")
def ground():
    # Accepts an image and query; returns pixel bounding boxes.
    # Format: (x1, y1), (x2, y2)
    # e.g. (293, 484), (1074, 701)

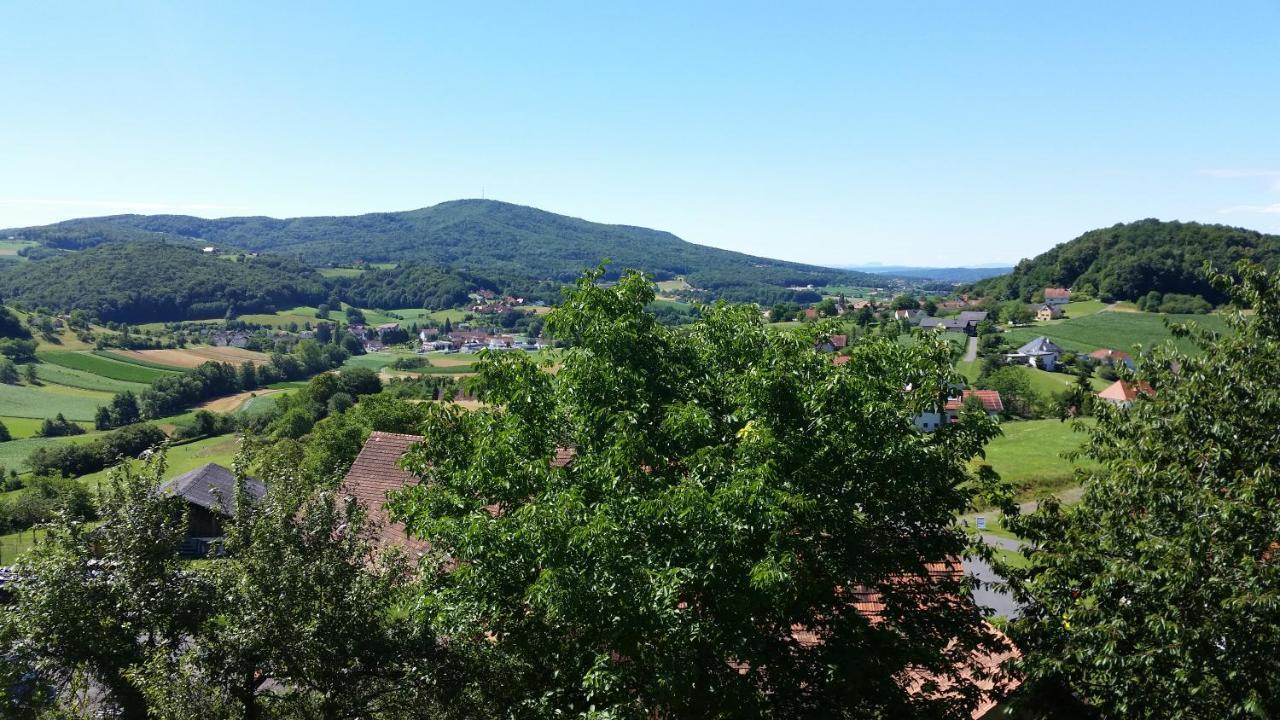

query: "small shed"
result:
(158, 463), (265, 540)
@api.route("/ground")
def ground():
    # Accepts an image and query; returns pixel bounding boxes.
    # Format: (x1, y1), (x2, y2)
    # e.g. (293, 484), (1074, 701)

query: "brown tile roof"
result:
(832, 354), (852, 366)
(339, 431), (431, 557)
(340, 432), (577, 557)
(1043, 287), (1071, 299)
(1088, 348), (1131, 362)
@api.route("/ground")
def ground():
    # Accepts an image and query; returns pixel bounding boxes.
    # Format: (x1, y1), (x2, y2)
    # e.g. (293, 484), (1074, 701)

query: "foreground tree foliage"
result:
(395, 269), (1012, 719)
(1006, 262), (1280, 719)
(1, 449), (475, 719)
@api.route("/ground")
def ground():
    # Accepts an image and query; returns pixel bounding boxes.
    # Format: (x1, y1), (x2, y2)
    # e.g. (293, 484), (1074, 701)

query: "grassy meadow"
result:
(977, 418), (1095, 500)
(1004, 309), (1228, 355)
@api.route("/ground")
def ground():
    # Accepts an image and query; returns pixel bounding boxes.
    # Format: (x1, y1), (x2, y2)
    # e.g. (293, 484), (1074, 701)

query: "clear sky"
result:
(2, 2), (1278, 266)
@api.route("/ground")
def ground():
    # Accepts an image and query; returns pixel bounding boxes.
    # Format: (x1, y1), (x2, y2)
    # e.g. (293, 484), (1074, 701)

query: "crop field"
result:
(0, 382), (113, 421)
(977, 418), (1096, 500)
(1004, 310), (1228, 355)
(29, 361), (151, 394)
(105, 346), (271, 369)
(42, 350), (179, 383)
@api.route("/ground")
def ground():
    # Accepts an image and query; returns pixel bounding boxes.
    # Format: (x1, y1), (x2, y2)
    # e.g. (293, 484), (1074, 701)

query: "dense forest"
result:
(970, 219), (1280, 303)
(0, 242), (327, 322)
(3, 199), (884, 302)
(335, 263), (491, 310)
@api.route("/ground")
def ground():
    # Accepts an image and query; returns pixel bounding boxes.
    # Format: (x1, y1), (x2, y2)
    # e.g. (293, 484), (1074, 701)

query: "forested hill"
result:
(970, 219), (1280, 304)
(4, 199), (883, 302)
(0, 242), (327, 322)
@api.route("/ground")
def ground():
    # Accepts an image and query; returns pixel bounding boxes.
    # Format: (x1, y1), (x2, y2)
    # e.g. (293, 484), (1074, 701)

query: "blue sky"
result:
(2, 2), (1277, 266)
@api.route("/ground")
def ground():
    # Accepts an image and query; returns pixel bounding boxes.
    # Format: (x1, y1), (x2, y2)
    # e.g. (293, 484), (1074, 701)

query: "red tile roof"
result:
(1097, 379), (1153, 403)
(1088, 348), (1131, 362)
(1043, 287), (1071, 299)
(944, 390), (1004, 413)
(339, 431), (431, 557)
(830, 334), (848, 348)
(832, 354), (851, 366)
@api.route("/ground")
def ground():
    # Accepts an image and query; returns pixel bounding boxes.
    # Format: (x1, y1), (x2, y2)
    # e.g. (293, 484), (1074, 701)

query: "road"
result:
(963, 532), (1029, 619)
(963, 335), (977, 362)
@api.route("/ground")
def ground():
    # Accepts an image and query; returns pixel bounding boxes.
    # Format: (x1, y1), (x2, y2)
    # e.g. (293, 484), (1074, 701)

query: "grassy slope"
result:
(1004, 309), (1228, 355)
(28, 361), (150, 394)
(74, 434), (241, 489)
(0, 416), (44, 439)
(0, 430), (107, 473)
(42, 350), (178, 383)
(978, 418), (1095, 499)
(0, 382), (112, 421)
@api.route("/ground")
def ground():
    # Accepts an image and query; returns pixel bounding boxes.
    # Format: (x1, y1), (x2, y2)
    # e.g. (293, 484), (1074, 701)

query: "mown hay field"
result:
(105, 346), (271, 369)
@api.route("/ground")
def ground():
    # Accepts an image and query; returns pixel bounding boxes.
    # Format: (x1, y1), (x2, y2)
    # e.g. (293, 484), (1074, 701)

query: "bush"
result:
(38, 414), (86, 438)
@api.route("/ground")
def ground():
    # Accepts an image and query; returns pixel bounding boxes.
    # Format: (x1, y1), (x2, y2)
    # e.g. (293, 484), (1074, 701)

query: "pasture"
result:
(1004, 309), (1228, 355)
(43, 350), (178, 383)
(977, 418), (1096, 500)
(0, 416), (44, 439)
(0, 430), (106, 472)
(75, 434), (241, 488)
(0, 382), (113, 421)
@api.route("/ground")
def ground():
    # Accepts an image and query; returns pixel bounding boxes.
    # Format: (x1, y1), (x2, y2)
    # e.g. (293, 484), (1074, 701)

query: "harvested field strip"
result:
(103, 347), (271, 370)
(42, 350), (178, 383)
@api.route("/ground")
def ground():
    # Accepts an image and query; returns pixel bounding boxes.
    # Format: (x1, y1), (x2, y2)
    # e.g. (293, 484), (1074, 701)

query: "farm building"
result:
(1043, 288), (1071, 306)
(158, 463), (266, 556)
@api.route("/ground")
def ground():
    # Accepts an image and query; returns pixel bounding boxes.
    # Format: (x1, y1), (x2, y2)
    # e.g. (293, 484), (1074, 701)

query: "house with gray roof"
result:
(1005, 336), (1065, 371)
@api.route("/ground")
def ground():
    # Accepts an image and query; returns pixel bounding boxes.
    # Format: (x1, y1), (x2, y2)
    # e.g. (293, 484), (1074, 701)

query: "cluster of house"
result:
(418, 328), (546, 353)
(801, 297), (874, 320)
(914, 389), (1004, 432)
(348, 322), (405, 352)
(896, 309), (990, 336)
(468, 292), (526, 315)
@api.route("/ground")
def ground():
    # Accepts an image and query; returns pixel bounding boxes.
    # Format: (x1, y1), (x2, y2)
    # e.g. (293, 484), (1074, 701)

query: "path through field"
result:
(197, 388), (282, 413)
(963, 335), (977, 362)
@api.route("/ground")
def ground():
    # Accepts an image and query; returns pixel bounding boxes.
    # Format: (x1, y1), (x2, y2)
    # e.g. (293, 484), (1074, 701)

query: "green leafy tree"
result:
(0, 418), (10, 442)
(998, 301), (1034, 326)
(0, 357), (18, 384)
(1005, 262), (1280, 718)
(22, 362), (38, 384)
(976, 366), (1042, 418)
(3, 453), (204, 718)
(394, 269), (1012, 719)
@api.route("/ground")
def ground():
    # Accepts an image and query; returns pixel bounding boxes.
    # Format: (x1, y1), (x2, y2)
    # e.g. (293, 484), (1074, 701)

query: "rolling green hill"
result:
(1003, 310), (1229, 355)
(971, 219), (1280, 304)
(0, 242), (327, 322)
(3, 199), (885, 304)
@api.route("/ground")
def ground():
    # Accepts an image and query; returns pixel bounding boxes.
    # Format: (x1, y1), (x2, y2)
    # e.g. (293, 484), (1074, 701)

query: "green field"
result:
(1007, 365), (1109, 397)
(1059, 299), (1107, 317)
(0, 239), (37, 258)
(341, 351), (400, 371)
(0, 430), (107, 473)
(978, 418), (1095, 499)
(0, 416), (44, 439)
(75, 434), (241, 488)
(1004, 310), (1229, 355)
(317, 267), (366, 278)
(42, 350), (178, 383)
(234, 305), (327, 328)
(28, 361), (151, 394)
(0, 382), (112, 422)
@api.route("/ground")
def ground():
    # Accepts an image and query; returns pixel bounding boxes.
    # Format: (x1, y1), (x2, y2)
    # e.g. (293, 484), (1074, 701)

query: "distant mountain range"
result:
(841, 265), (1014, 282)
(2, 199), (892, 305)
